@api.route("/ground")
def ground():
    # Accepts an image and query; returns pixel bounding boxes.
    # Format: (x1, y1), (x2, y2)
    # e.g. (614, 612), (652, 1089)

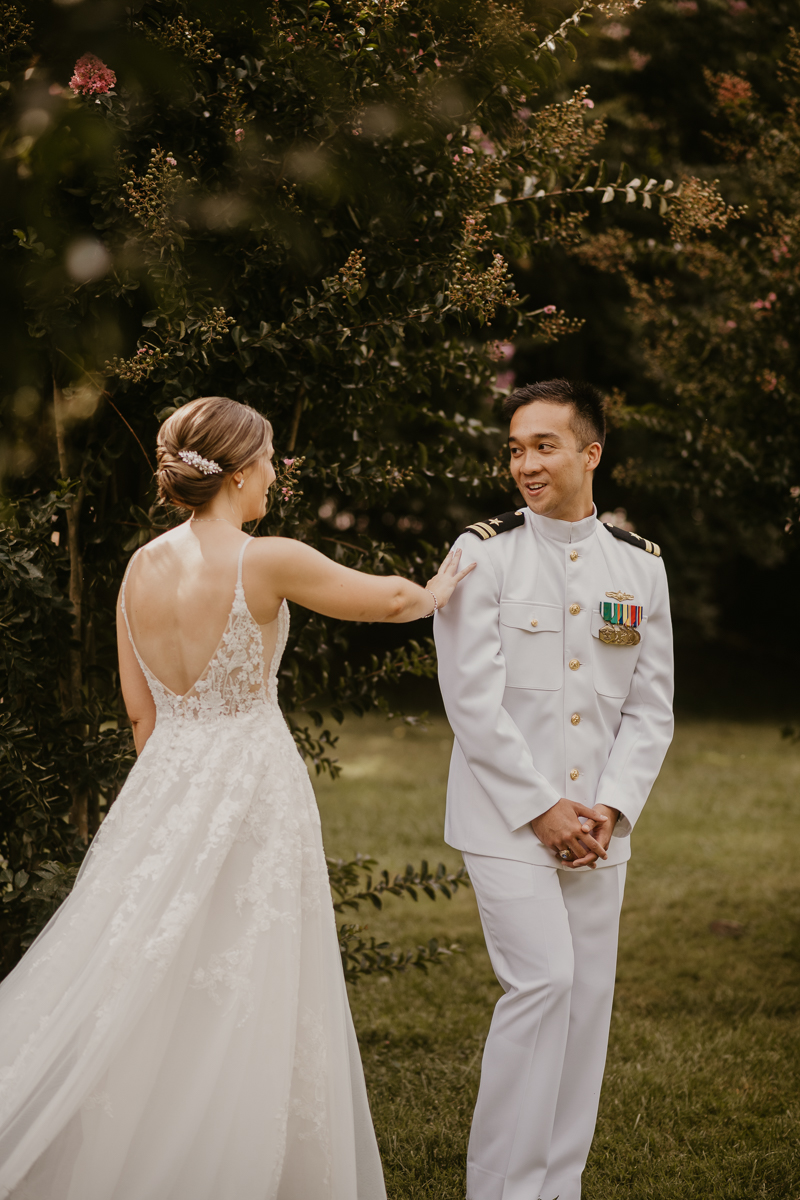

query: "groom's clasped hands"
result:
(531, 798), (619, 869)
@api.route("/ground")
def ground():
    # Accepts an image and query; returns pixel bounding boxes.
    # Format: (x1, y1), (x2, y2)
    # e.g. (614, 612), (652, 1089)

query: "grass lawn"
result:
(314, 714), (800, 1200)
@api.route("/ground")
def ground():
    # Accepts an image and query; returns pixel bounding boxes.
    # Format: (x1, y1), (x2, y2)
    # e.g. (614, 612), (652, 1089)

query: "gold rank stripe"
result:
(466, 521), (499, 540)
(602, 523), (662, 557)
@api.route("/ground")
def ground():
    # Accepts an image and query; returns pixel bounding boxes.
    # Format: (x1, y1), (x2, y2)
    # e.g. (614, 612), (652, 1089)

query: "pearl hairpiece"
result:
(177, 449), (223, 476)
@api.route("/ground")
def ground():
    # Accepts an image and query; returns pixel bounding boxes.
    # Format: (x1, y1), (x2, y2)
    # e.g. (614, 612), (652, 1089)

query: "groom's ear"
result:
(584, 440), (603, 472)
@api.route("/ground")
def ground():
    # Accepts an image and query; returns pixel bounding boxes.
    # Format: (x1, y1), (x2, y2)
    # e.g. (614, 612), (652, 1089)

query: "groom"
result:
(434, 379), (674, 1200)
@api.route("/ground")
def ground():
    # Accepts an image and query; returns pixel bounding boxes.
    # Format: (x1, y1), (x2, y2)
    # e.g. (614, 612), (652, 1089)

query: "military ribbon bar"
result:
(600, 601), (643, 628)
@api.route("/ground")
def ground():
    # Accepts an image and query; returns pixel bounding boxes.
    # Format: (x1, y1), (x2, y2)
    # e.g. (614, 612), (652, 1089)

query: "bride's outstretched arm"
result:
(252, 538), (475, 623)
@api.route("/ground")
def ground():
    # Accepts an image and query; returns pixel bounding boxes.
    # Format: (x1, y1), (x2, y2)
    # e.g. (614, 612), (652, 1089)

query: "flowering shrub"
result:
(69, 52), (116, 96)
(577, 29), (800, 544)
(0, 0), (666, 970)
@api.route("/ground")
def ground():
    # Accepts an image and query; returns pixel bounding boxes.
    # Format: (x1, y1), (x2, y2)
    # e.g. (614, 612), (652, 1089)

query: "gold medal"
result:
(598, 623), (641, 647)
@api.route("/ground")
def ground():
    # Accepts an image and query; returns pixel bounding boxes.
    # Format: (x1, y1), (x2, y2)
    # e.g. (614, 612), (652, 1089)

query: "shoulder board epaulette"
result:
(464, 510), (526, 541)
(602, 522), (661, 557)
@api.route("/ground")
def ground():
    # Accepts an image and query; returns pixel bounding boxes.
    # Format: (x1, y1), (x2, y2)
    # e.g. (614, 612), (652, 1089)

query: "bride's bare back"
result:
(118, 522), (473, 754)
(122, 526), (279, 699)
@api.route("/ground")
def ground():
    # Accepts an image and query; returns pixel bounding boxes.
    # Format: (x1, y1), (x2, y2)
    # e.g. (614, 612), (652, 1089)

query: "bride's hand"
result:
(425, 548), (476, 611)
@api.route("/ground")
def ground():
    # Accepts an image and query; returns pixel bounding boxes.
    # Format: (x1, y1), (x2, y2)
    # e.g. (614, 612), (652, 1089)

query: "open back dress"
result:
(0, 538), (386, 1200)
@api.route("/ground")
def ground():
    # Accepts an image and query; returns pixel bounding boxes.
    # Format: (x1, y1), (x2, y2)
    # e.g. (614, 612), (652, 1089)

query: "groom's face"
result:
(508, 400), (601, 521)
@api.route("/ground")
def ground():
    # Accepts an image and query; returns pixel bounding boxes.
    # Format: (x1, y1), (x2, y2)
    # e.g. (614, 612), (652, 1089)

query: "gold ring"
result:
(559, 849), (572, 861)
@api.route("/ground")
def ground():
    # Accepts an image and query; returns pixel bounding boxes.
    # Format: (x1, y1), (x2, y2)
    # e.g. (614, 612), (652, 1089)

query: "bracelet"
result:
(425, 589), (439, 617)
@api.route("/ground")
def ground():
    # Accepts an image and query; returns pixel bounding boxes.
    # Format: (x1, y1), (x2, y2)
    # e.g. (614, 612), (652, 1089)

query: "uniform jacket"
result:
(434, 505), (674, 869)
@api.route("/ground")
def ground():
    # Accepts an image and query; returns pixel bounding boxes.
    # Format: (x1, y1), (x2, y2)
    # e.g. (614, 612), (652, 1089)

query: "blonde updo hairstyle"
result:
(156, 397), (273, 511)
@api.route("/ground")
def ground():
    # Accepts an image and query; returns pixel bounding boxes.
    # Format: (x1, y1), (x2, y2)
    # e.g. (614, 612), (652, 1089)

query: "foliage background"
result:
(2, 0), (799, 978)
(0, 0), (662, 970)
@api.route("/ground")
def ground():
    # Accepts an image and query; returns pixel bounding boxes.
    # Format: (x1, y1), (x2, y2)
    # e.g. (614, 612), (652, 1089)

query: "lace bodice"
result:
(121, 539), (288, 723)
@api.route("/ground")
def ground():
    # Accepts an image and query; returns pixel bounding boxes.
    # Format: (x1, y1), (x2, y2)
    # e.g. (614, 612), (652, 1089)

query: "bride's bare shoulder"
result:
(125, 525), (192, 576)
(248, 535), (312, 564)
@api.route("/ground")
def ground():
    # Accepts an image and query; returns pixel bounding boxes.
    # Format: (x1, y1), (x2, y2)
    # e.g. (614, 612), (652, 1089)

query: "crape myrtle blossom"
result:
(69, 54), (116, 96)
(492, 341), (516, 394)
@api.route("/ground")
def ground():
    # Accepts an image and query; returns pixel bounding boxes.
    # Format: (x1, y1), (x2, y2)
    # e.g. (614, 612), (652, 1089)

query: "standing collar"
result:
(523, 503), (598, 544)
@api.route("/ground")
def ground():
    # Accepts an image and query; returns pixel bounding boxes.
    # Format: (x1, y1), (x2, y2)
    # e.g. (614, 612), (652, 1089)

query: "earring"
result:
(237, 480), (244, 489)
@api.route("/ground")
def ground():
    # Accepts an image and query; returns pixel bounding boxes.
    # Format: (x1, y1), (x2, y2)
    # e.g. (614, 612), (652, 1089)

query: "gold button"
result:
(530, 619), (538, 628)
(569, 603), (581, 615)
(570, 768), (579, 781)
(569, 658), (581, 671)
(570, 551), (578, 562)
(571, 713), (581, 725)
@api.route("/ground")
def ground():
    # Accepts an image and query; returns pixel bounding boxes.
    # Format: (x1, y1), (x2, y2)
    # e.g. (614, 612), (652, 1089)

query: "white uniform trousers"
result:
(463, 854), (627, 1200)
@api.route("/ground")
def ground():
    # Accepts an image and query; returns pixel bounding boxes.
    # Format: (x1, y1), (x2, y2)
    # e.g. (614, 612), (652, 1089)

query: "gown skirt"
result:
(0, 559), (386, 1200)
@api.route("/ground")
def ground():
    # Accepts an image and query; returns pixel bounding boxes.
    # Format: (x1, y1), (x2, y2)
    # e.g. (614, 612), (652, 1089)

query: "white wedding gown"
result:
(0, 540), (386, 1200)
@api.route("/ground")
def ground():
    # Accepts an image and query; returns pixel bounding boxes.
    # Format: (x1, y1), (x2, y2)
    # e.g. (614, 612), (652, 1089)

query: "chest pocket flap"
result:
(499, 601), (562, 690)
(500, 601), (562, 634)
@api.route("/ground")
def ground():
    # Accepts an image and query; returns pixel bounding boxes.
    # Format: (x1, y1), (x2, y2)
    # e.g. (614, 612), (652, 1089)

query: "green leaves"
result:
(0, 0), (646, 975)
(328, 855), (470, 982)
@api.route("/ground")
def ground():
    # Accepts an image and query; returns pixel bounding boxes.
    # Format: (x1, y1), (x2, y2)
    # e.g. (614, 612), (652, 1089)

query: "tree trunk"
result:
(53, 378), (88, 840)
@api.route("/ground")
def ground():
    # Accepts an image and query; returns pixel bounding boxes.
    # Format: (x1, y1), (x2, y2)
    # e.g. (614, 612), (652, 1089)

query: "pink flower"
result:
(434, 58), (442, 67)
(725, 320), (737, 329)
(453, 154), (460, 163)
(283, 457), (296, 466)
(69, 53), (116, 96)
(166, 156), (177, 166)
(235, 128), (244, 143)
(543, 304), (557, 314)
(582, 98), (595, 109)
(729, 0), (749, 11)
(713, 73), (753, 110)
(461, 145), (474, 154)
(629, 49), (651, 71)
(768, 291), (777, 302)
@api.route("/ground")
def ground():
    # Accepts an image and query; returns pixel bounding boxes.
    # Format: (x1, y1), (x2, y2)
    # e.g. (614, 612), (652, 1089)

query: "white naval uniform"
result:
(434, 504), (674, 1200)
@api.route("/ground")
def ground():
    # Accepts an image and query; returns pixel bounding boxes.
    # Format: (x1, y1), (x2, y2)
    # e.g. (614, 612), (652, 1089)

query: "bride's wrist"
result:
(423, 585), (439, 617)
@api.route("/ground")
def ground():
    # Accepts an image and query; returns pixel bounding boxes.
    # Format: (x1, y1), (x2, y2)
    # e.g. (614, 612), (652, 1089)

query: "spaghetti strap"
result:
(236, 537), (251, 588)
(119, 548), (142, 655)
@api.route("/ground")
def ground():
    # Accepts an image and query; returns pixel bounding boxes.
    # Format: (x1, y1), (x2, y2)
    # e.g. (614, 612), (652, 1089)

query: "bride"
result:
(0, 395), (473, 1200)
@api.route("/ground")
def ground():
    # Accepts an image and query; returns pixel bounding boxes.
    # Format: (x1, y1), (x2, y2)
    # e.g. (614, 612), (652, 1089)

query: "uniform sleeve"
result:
(595, 555), (674, 836)
(433, 534), (562, 831)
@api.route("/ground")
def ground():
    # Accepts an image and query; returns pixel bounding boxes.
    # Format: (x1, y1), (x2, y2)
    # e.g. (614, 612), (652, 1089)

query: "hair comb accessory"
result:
(177, 449), (223, 476)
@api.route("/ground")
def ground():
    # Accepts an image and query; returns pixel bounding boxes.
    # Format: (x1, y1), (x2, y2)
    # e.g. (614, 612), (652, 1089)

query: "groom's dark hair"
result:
(502, 379), (606, 449)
